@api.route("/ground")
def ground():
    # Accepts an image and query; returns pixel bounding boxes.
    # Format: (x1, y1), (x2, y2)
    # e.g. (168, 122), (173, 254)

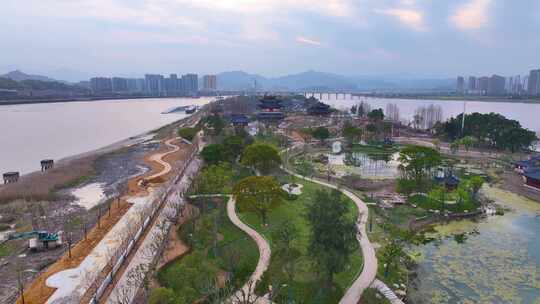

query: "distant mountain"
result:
(216, 70), (454, 92)
(268, 70), (356, 91)
(1, 70), (57, 82)
(216, 71), (268, 91)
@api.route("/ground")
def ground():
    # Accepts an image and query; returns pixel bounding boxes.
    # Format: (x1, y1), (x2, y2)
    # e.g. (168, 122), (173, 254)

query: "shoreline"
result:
(0, 95), (213, 106)
(349, 95), (540, 104)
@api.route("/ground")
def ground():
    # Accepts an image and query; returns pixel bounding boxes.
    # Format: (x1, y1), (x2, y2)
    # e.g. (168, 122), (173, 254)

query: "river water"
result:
(321, 96), (540, 135)
(408, 186), (540, 304)
(0, 97), (212, 175)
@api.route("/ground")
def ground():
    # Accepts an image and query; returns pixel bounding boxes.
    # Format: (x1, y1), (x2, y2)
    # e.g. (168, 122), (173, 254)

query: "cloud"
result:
(296, 36), (323, 46)
(375, 8), (427, 32)
(450, 0), (491, 30)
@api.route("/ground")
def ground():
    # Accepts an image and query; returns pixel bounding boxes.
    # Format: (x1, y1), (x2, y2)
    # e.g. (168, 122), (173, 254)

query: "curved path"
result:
(145, 137), (182, 182)
(226, 196), (271, 303)
(282, 165), (377, 304)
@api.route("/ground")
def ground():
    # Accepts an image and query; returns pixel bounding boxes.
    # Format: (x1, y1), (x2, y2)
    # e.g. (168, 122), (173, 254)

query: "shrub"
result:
(178, 127), (198, 141)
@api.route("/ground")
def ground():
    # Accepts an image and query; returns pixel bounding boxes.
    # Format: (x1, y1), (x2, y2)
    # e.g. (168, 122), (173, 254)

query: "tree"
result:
(432, 139), (441, 151)
(450, 141), (460, 154)
(233, 176), (282, 225)
(223, 135), (245, 161)
(241, 143), (281, 175)
(381, 240), (404, 278)
(64, 216), (82, 258)
(350, 105), (357, 115)
(203, 114), (225, 136)
(428, 185), (446, 211)
(193, 163), (233, 194)
(342, 124), (362, 147)
(307, 190), (356, 286)
(201, 144), (228, 165)
(460, 136), (475, 151)
(398, 145), (442, 191)
(312, 127), (330, 143)
(272, 220), (300, 282)
(469, 175), (485, 200)
(367, 108), (384, 122)
(178, 127), (199, 141)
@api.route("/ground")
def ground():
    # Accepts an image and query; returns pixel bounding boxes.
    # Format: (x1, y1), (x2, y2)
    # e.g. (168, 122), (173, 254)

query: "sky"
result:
(1, 0), (539, 81)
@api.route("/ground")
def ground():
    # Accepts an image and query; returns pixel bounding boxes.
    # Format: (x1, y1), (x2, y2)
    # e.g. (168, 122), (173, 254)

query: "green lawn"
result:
(238, 179), (362, 303)
(0, 243), (12, 258)
(409, 193), (479, 213)
(157, 201), (259, 303)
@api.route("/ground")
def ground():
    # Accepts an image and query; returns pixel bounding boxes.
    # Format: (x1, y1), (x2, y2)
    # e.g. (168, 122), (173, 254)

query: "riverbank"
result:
(0, 102), (211, 303)
(352, 95), (540, 104)
(0, 95), (218, 106)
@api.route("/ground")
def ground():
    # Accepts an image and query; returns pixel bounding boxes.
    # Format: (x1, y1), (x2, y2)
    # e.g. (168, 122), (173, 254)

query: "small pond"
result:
(327, 151), (401, 179)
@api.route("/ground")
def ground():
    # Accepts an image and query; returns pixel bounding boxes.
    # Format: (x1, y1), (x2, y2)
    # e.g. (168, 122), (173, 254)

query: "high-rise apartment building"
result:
(127, 78), (145, 93)
(203, 75), (217, 91)
(90, 77), (113, 94)
(468, 76), (477, 91)
(182, 74), (198, 96)
(487, 74), (506, 96)
(145, 74), (164, 96)
(528, 69), (540, 96)
(478, 76), (489, 94)
(456, 76), (465, 94)
(112, 77), (128, 93)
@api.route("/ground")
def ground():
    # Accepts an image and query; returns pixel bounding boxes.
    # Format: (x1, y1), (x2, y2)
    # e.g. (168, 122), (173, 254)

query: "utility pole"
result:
(461, 101), (467, 136)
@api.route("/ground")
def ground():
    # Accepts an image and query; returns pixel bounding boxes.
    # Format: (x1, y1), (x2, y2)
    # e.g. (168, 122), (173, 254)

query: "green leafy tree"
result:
(312, 127), (330, 143)
(233, 176), (282, 225)
(450, 141), (460, 154)
(307, 190), (356, 286)
(223, 135), (245, 161)
(203, 114), (225, 135)
(381, 240), (404, 278)
(272, 220), (301, 282)
(367, 108), (384, 122)
(469, 175), (485, 200)
(343, 124), (362, 147)
(350, 105), (357, 115)
(177, 127), (199, 141)
(193, 163), (233, 194)
(201, 144), (228, 165)
(398, 146), (442, 191)
(460, 136), (475, 151)
(241, 143), (281, 175)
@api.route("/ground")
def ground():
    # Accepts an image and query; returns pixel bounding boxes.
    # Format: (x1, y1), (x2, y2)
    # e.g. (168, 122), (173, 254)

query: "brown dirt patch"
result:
(17, 199), (131, 304)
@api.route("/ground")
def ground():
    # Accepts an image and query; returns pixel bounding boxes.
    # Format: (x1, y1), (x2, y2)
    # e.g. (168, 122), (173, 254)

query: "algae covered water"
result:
(409, 186), (540, 304)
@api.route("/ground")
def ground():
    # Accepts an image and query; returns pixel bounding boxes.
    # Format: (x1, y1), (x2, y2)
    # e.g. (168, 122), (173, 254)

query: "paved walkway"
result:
(226, 196), (272, 303)
(282, 165), (377, 304)
(370, 279), (405, 304)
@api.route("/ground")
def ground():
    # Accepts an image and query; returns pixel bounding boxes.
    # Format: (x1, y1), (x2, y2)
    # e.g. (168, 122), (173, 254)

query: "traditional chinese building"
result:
(230, 114), (249, 127)
(256, 95), (284, 121)
(307, 101), (331, 116)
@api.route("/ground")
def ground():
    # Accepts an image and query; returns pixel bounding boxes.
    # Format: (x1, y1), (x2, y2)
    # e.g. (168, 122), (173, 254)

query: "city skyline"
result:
(1, 0), (540, 81)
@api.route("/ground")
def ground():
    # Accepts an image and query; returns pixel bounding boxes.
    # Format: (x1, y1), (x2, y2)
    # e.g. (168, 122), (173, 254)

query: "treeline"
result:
(436, 112), (537, 152)
(0, 77), (87, 92)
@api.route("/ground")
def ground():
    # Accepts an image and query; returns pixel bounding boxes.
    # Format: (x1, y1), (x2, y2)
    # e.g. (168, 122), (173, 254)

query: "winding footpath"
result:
(281, 165), (378, 304)
(226, 196), (272, 303)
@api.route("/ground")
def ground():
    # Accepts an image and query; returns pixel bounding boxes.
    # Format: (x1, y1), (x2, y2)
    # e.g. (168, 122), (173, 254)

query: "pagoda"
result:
(307, 101), (331, 116)
(256, 95), (284, 121)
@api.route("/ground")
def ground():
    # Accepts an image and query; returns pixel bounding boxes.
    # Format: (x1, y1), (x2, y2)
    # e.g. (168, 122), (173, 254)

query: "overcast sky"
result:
(1, 0), (539, 81)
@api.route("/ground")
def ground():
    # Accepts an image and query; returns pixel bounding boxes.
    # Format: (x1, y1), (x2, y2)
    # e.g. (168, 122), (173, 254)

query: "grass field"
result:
(238, 178), (362, 303)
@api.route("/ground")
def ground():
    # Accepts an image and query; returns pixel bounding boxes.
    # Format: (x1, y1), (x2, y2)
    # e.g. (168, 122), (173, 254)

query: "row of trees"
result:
(436, 112), (537, 152)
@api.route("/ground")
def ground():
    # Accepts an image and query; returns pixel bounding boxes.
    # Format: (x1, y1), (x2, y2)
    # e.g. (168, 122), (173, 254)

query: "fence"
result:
(86, 135), (201, 304)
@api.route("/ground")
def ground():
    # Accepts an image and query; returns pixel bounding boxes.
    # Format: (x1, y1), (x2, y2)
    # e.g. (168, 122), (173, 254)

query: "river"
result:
(408, 186), (540, 304)
(321, 96), (540, 135)
(0, 97), (213, 175)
